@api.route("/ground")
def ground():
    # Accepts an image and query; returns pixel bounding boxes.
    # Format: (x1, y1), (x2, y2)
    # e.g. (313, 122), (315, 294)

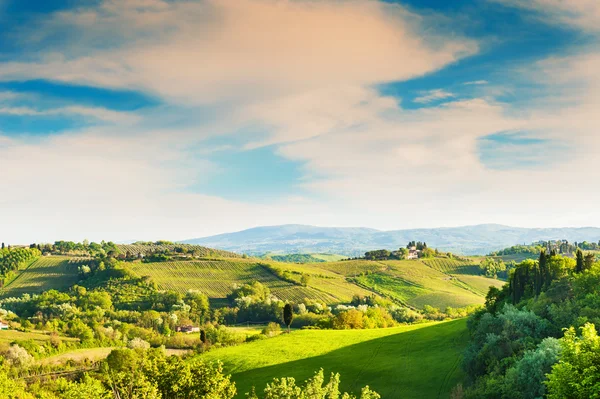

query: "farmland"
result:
(352, 260), (485, 309)
(421, 258), (481, 275)
(129, 259), (371, 304)
(0, 256), (90, 298)
(0, 254), (502, 310)
(201, 319), (468, 399)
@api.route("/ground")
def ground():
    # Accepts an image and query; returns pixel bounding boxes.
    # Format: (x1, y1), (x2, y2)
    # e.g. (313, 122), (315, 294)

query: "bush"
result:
(4, 344), (34, 368)
(261, 322), (281, 337)
(127, 337), (151, 350)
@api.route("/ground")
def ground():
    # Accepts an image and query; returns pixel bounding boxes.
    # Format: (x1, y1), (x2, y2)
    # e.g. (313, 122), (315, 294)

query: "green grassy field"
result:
(310, 253), (346, 262)
(0, 256), (89, 298)
(201, 319), (468, 399)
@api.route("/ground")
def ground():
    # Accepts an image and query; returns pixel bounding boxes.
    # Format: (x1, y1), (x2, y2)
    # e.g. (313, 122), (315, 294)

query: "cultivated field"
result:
(421, 258), (481, 275)
(129, 259), (369, 304)
(0, 256), (90, 298)
(349, 260), (486, 309)
(201, 319), (468, 399)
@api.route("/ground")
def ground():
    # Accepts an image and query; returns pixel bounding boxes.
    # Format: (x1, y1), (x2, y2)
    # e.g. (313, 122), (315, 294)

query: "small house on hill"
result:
(0, 320), (9, 330)
(406, 246), (420, 260)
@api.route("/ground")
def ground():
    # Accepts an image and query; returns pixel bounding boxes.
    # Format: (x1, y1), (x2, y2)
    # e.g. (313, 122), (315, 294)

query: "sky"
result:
(1, 0), (599, 243)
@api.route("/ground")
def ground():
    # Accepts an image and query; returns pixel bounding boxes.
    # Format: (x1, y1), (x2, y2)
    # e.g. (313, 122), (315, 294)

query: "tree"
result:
(576, 249), (584, 273)
(546, 323), (600, 398)
(300, 274), (311, 287)
(200, 329), (207, 344)
(584, 253), (595, 272)
(247, 369), (380, 399)
(283, 303), (293, 333)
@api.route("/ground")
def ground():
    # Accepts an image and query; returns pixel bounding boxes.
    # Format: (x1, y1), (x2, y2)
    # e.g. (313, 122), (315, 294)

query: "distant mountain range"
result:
(182, 224), (600, 256)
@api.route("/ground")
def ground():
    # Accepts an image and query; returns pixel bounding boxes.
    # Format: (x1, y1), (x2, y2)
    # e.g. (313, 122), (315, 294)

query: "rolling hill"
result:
(182, 224), (600, 256)
(1, 252), (504, 310)
(201, 319), (468, 399)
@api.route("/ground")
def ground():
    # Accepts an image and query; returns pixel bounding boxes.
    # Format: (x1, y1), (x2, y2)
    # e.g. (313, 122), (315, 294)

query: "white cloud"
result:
(464, 80), (489, 85)
(0, 0), (476, 105)
(413, 89), (455, 104)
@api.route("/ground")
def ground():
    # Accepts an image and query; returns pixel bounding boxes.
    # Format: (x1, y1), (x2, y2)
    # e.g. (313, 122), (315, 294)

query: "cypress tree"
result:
(538, 250), (547, 293)
(584, 253), (595, 272)
(576, 249), (584, 273)
(283, 303), (293, 333)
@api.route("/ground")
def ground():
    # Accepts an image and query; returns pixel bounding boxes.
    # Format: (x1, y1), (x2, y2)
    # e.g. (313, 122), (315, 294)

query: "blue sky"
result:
(1, 0), (599, 242)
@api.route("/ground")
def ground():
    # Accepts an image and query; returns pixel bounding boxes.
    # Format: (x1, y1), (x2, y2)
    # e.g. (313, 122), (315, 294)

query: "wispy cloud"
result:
(464, 80), (489, 85)
(0, 105), (140, 124)
(493, 0), (600, 32)
(413, 89), (455, 104)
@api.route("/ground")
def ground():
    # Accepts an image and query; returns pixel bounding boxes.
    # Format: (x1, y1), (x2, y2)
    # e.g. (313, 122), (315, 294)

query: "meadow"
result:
(202, 319), (468, 398)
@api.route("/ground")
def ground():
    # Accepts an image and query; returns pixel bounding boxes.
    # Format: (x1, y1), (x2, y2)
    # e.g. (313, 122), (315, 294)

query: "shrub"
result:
(4, 344), (34, 368)
(261, 322), (281, 337)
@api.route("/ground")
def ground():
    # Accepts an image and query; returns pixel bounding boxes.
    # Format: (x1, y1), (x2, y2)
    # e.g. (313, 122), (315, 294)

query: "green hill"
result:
(129, 258), (374, 304)
(201, 319), (468, 399)
(1, 254), (504, 310)
(0, 256), (90, 298)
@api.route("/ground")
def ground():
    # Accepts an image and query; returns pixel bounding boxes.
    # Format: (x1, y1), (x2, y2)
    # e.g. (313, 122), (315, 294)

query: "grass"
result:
(455, 275), (505, 296)
(39, 347), (190, 365)
(309, 254), (347, 262)
(0, 256), (89, 298)
(201, 319), (468, 399)
(0, 329), (78, 344)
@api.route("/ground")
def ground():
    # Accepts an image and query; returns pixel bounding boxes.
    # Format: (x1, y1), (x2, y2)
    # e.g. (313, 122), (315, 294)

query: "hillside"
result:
(129, 258), (373, 304)
(183, 224), (600, 256)
(1, 251), (503, 310)
(201, 319), (468, 399)
(0, 256), (90, 298)
(130, 257), (502, 310)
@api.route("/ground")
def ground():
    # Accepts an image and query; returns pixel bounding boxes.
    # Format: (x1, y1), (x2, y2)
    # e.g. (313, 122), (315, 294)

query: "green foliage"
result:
(364, 250), (391, 261)
(249, 369), (380, 399)
(546, 323), (600, 399)
(479, 258), (506, 279)
(0, 369), (34, 398)
(269, 254), (326, 263)
(55, 374), (111, 399)
(0, 247), (41, 277)
(501, 338), (561, 399)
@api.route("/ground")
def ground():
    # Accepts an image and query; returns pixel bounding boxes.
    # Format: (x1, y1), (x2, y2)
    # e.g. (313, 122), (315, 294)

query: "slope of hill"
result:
(183, 224), (600, 256)
(0, 254), (503, 310)
(129, 257), (502, 309)
(0, 256), (90, 298)
(201, 319), (468, 399)
(129, 258), (374, 305)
